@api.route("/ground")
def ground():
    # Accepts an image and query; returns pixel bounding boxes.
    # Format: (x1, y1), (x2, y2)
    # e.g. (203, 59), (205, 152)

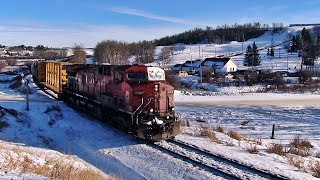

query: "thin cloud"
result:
(269, 6), (287, 12)
(0, 22), (187, 47)
(107, 6), (204, 26)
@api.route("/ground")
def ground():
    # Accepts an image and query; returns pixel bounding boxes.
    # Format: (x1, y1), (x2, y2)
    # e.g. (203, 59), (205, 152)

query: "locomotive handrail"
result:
(136, 98), (153, 123)
(132, 97), (144, 126)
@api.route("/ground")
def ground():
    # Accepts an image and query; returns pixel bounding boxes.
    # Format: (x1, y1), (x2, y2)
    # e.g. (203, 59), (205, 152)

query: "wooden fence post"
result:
(271, 124), (275, 139)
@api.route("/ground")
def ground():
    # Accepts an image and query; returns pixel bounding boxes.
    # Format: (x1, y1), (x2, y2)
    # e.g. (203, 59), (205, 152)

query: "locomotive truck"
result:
(32, 61), (181, 141)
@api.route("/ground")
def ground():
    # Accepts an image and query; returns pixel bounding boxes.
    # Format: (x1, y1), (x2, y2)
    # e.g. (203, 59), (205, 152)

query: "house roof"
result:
(201, 57), (232, 68)
(184, 59), (201, 67)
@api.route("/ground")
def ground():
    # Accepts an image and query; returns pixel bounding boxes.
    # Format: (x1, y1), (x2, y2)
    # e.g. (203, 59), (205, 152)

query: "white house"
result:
(201, 57), (237, 74)
(170, 60), (201, 73)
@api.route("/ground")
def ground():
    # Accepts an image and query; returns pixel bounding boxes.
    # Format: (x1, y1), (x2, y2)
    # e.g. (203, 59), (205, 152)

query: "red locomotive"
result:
(43, 63), (181, 141)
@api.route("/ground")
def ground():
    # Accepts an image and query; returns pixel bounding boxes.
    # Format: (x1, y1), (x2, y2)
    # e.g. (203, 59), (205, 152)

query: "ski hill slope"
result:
(152, 26), (319, 73)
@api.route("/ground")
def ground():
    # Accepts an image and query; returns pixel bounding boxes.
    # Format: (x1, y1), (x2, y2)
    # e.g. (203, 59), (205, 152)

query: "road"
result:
(175, 94), (320, 107)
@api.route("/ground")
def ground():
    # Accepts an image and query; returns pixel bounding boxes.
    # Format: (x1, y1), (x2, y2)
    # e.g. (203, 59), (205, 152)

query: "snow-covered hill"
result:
(151, 29), (288, 66)
(152, 26), (319, 73)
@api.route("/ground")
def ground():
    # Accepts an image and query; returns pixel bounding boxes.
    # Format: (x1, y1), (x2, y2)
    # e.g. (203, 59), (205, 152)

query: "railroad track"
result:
(152, 139), (288, 180)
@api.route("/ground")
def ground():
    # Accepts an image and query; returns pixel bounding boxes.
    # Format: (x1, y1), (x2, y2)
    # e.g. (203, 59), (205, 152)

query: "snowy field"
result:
(1, 25), (320, 179)
(0, 71), (319, 179)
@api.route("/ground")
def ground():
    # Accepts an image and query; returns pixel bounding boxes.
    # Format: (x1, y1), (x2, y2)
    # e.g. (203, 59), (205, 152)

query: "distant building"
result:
(201, 57), (237, 74)
(171, 58), (237, 75)
(171, 60), (201, 74)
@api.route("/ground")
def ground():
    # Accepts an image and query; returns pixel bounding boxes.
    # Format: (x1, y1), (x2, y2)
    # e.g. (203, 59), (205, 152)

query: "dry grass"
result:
(310, 161), (320, 178)
(242, 136), (262, 145)
(287, 155), (305, 170)
(246, 144), (259, 154)
(267, 143), (286, 156)
(289, 147), (310, 157)
(215, 126), (224, 133)
(227, 130), (241, 141)
(225, 139), (235, 146)
(180, 119), (190, 127)
(289, 134), (312, 157)
(44, 104), (61, 113)
(5, 59), (17, 66)
(290, 134), (313, 149)
(199, 126), (218, 142)
(0, 62), (6, 71)
(0, 142), (114, 180)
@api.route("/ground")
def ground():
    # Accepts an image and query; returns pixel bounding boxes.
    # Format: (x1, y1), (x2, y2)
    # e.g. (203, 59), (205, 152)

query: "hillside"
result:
(152, 25), (320, 73)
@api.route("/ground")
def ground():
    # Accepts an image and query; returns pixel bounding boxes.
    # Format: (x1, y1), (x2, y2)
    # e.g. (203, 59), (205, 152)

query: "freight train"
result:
(31, 61), (181, 141)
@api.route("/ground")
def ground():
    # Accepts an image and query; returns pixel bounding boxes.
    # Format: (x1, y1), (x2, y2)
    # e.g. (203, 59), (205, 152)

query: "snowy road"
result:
(175, 93), (320, 107)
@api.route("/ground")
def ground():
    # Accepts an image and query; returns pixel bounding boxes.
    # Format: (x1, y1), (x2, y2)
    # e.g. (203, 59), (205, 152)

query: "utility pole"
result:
(26, 79), (29, 111)
(199, 44), (202, 83)
(287, 51), (289, 72)
(242, 42), (244, 54)
(215, 46), (216, 57)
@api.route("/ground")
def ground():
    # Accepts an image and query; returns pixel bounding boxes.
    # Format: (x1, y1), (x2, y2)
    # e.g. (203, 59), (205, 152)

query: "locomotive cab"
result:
(125, 66), (180, 140)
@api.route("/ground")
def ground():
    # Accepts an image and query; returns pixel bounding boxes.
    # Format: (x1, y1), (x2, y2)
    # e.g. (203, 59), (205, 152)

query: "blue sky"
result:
(0, 0), (320, 47)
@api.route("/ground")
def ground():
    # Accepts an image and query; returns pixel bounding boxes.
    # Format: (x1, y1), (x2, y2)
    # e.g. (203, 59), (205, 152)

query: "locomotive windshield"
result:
(147, 67), (165, 81)
(127, 72), (148, 81)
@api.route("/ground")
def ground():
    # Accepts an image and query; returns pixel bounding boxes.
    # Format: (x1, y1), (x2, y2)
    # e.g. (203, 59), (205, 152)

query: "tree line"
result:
(154, 22), (284, 46)
(94, 40), (155, 65)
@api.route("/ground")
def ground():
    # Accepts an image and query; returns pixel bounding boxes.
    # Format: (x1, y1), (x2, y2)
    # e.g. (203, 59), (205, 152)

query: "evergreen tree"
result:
(290, 36), (298, 52)
(252, 42), (261, 66)
(244, 44), (252, 66)
(244, 42), (260, 66)
(270, 47), (275, 57)
(316, 33), (320, 60)
(301, 28), (314, 66)
(267, 48), (270, 56)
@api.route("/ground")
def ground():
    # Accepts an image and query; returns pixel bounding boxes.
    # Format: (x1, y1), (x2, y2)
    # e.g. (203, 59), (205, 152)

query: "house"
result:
(176, 71), (189, 76)
(170, 60), (201, 74)
(201, 57), (237, 74)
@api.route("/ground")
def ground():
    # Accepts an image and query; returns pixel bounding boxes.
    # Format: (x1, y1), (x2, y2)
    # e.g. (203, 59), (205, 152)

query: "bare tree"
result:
(94, 40), (111, 64)
(94, 40), (153, 65)
(5, 59), (17, 66)
(158, 47), (172, 65)
(0, 62), (6, 72)
(70, 44), (86, 64)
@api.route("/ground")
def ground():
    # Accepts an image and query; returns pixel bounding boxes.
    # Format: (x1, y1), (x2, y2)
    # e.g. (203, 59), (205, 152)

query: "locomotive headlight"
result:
(150, 108), (154, 113)
(171, 107), (174, 111)
(155, 84), (159, 91)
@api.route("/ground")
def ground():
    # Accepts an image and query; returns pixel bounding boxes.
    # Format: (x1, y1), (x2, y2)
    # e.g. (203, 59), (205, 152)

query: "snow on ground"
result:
(174, 90), (320, 179)
(0, 74), (225, 180)
(1, 71), (320, 179)
(1, 26), (320, 179)
(0, 140), (110, 180)
(153, 26), (320, 74)
(152, 29), (288, 66)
